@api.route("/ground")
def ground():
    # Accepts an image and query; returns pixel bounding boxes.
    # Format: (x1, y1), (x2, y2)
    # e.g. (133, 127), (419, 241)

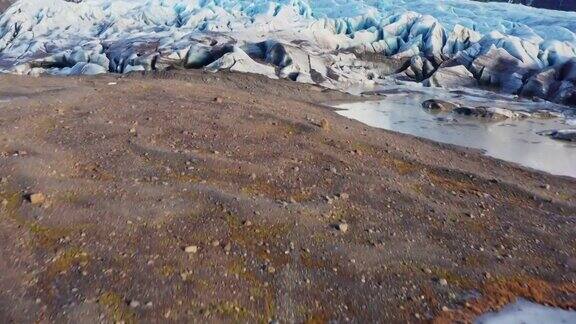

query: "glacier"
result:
(0, 0), (576, 106)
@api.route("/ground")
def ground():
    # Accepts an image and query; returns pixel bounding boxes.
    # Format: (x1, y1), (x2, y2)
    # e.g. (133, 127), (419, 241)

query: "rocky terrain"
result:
(0, 70), (575, 322)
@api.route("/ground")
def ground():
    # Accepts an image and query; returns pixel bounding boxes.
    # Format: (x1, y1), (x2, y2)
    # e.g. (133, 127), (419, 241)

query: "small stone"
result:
(224, 243), (232, 252)
(423, 268), (432, 274)
(540, 184), (551, 190)
(339, 193), (350, 200)
(319, 119), (330, 130)
(243, 220), (253, 227)
(211, 240), (220, 247)
(267, 266), (276, 274)
(129, 300), (140, 308)
(336, 223), (349, 233)
(214, 97), (223, 103)
(438, 278), (448, 286)
(129, 127), (137, 134)
(184, 245), (198, 254)
(28, 193), (46, 205)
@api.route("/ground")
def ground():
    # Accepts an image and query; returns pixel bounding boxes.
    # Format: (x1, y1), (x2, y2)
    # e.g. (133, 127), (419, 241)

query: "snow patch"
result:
(475, 299), (576, 324)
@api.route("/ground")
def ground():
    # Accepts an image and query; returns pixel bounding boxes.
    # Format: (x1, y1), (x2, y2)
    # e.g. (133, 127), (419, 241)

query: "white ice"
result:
(475, 299), (576, 324)
(0, 0), (575, 105)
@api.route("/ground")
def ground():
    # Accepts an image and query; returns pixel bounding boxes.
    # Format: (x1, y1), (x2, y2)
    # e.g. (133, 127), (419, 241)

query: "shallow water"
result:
(335, 90), (576, 178)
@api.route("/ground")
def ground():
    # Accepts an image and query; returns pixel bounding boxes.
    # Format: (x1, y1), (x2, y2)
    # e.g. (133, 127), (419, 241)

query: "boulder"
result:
(453, 106), (524, 120)
(421, 99), (458, 112)
(549, 129), (576, 142)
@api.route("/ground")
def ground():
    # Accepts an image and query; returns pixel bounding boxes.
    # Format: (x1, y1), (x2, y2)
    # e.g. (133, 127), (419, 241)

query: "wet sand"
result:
(0, 71), (574, 322)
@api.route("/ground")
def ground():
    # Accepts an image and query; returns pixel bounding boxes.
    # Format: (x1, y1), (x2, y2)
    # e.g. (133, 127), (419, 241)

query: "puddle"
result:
(335, 88), (576, 178)
(475, 299), (576, 324)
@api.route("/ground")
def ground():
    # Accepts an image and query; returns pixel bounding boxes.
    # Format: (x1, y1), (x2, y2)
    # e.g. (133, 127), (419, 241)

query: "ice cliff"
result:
(1, 0), (576, 105)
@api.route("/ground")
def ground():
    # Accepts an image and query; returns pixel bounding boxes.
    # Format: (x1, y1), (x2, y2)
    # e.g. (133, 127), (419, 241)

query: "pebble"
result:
(214, 97), (223, 103)
(438, 278), (448, 286)
(184, 245), (198, 254)
(211, 240), (220, 247)
(336, 223), (349, 233)
(129, 300), (140, 308)
(29, 193), (46, 205)
(540, 184), (551, 190)
(339, 193), (350, 200)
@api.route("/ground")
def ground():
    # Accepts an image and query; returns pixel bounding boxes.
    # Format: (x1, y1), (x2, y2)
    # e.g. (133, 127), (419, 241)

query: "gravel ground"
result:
(0, 70), (574, 322)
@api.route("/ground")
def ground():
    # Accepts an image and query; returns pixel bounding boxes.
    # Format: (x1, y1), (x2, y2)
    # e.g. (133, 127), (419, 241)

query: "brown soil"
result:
(0, 70), (574, 323)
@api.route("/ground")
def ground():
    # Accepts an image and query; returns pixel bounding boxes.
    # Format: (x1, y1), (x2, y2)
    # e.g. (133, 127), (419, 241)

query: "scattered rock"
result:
(335, 222), (349, 233)
(214, 97), (223, 103)
(211, 240), (220, 247)
(129, 300), (141, 308)
(438, 278), (448, 286)
(184, 245), (198, 254)
(339, 192), (350, 200)
(28, 193), (46, 205)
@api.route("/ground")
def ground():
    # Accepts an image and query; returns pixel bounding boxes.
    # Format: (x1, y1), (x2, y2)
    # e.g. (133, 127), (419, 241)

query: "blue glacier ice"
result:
(0, 0), (575, 105)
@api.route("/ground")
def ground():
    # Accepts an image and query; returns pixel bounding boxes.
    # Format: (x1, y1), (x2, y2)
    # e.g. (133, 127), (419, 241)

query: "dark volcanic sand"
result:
(0, 71), (574, 323)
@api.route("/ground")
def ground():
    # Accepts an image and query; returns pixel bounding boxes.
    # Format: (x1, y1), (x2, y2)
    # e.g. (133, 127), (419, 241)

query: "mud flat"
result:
(0, 71), (574, 322)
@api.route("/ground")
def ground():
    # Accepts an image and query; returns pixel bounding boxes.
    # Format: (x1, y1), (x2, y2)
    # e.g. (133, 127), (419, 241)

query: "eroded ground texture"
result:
(0, 71), (575, 322)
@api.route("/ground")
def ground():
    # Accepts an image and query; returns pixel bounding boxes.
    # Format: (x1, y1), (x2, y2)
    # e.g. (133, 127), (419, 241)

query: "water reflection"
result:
(335, 92), (576, 178)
